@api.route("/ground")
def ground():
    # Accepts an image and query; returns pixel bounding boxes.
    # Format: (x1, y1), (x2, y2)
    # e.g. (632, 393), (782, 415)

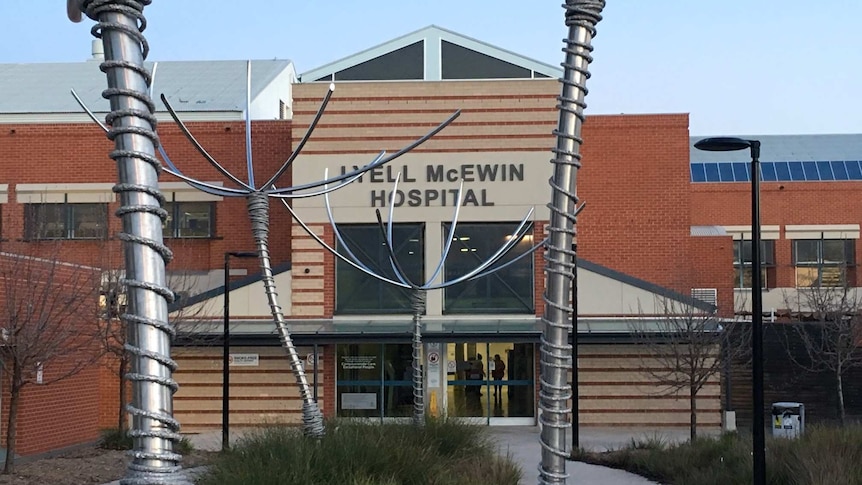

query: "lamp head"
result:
(694, 137), (752, 152)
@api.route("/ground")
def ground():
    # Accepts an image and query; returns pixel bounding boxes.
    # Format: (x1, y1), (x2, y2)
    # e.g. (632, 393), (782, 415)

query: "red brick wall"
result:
(578, 114), (692, 294)
(0, 119), (293, 455)
(692, 182), (862, 289)
(0, 120), (294, 272)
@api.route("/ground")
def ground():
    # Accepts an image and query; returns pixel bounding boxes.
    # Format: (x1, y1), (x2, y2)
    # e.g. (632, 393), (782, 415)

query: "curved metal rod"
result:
(463, 236), (547, 281)
(380, 110), (461, 162)
(160, 93), (254, 191)
(267, 110), (458, 195)
(321, 178), (412, 287)
(437, 209), (536, 287)
(282, 195), (411, 289)
(263, 83), (336, 189)
(70, 88), (109, 133)
(266, 151), (386, 196)
(375, 209), (414, 287)
(244, 60), (255, 188)
(161, 162), (250, 197)
(427, 182), (465, 285)
(382, 174), (411, 286)
(267, 168), (367, 200)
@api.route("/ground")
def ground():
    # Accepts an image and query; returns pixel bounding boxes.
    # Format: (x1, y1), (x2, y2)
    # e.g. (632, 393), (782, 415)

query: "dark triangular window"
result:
(441, 40), (531, 79)
(334, 41), (424, 81)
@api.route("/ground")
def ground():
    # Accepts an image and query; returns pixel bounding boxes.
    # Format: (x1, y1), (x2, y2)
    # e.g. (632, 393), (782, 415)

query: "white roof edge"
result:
(299, 24), (562, 82)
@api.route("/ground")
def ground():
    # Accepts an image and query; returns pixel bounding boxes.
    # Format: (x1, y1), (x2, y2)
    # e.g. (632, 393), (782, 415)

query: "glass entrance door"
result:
(445, 342), (534, 424)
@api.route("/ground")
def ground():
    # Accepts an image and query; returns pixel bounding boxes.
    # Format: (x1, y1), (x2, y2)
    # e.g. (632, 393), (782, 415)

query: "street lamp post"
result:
(223, 251), (257, 451)
(694, 137), (763, 485)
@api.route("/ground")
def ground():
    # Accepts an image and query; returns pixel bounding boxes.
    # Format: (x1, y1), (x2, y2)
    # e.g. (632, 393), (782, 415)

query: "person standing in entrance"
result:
(492, 354), (506, 402)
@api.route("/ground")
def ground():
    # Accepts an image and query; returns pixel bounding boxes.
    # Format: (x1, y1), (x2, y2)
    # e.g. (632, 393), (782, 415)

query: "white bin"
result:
(772, 402), (804, 438)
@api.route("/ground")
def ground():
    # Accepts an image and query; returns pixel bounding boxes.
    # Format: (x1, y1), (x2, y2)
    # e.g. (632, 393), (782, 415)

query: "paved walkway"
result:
(489, 426), (666, 485)
(104, 426), (681, 484)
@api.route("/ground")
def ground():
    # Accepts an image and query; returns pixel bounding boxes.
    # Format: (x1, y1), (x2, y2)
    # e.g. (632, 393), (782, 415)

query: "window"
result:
(443, 222), (534, 314)
(335, 223), (424, 314)
(441, 41), (532, 79)
(732, 240), (774, 289)
(794, 239), (855, 287)
(162, 202), (214, 239)
(336, 343), (414, 419)
(24, 203), (107, 240)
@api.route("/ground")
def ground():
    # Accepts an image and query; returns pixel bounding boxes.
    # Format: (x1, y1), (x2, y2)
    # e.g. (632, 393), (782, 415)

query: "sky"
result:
(0, 0), (859, 136)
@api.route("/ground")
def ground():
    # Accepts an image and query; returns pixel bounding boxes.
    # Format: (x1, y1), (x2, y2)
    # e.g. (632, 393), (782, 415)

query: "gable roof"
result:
(0, 59), (295, 121)
(299, 25), (562, 82)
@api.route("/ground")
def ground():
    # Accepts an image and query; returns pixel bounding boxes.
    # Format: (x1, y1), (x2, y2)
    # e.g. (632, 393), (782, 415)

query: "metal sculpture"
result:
(284, 174), (543, 425)
(539, 1), (604, 484)
(75, 60), (458, 438)
(68, 1), (190, 483)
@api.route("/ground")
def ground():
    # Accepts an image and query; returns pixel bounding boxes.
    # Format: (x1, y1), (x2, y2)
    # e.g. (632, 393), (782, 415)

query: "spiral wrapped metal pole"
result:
(539, 1), (604, 484)
(410, 289), (427, 426)
(70, 1), (191, 484)
(247, 192), (324, 437)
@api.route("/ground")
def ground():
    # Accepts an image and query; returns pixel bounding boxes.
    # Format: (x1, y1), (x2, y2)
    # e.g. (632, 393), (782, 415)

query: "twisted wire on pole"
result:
(411, 289), (427, 426)
(79, 1), (189, 483)
(539, 1), (604, 484)
(247, 192), (325, 438)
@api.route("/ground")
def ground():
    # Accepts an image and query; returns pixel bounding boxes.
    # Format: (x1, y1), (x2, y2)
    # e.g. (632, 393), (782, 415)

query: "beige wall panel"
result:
(292, 291), (325, 303)
(292, 237), (329, 250)
(293, 224), (326, 236)
(174, 271), (292, 318)
(577, 385), (720, 398)
(292, 124), (554, 140)
(291, 305), (326, 317)
(175, 385), (322, 399)
(293, 251), (325, 263)
(292, 278), (325, 290)
(578, 397), (720, 412)
(579, 412), (721, 426)
(291, 264), (325, 277)
(176, 373), (297, 385)
(175, 399), (303, 412)
(179, 413), (300, 428)
(293, 80), (558, 103)
(295, 110), (556, 126)
(577, 356), (720, 370)
(295, 137), (553, 154)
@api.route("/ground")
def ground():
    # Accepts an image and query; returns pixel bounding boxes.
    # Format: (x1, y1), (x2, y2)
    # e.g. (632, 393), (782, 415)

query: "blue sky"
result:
(1, 1), (859, 136)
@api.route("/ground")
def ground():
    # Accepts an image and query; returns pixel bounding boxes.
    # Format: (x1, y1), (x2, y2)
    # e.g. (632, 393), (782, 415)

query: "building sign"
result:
(341, 392), (378, 410)
(229, 353), (259, 366)
(338, 163), (525, 207)
(341, 355), (377, 370)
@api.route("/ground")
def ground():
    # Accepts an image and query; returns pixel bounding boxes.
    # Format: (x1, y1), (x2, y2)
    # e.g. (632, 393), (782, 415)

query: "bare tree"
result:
(631, 297), (747, 441)
(782, 283), (862, 425)
(0, 245), (102, 473)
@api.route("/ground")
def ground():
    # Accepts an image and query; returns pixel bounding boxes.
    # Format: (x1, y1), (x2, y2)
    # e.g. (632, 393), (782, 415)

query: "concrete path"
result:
(103, 426), (679, 484)
(489, 426), (664, 485)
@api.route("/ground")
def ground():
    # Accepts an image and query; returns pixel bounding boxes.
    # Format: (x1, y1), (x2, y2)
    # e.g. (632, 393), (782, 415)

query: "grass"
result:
(573, 425), (862, 485)
(198, 418), (522, 485)
(98, 428), (195, 455)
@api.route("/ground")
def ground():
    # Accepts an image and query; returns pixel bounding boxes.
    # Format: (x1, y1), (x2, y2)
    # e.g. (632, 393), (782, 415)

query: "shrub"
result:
(98, 428), (132, 450)
(198, 418), (522, 485)
(574, 425), (862, 485)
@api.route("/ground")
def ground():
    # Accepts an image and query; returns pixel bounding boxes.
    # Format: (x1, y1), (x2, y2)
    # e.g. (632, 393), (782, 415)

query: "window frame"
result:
(334, 222), (425, 315)
(792, 239), (856, 288)
(24, 202), (108, 240)
(442, 221), (535, 314)
(732, 239), (775, 289)
(162, 201), (216, 239)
